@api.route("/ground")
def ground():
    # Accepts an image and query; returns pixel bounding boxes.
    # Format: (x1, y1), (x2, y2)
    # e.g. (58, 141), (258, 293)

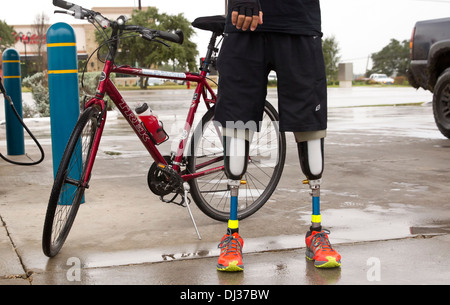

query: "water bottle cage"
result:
(144, 123), (169, 145)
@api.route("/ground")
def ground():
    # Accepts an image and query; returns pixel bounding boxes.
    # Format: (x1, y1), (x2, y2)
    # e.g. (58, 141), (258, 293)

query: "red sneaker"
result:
(217, 230), (244, 272)
(305, 229), (341, 268)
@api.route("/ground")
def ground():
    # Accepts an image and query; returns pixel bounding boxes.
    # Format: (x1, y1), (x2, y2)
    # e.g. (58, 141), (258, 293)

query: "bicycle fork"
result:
(82, 100), (108, 188)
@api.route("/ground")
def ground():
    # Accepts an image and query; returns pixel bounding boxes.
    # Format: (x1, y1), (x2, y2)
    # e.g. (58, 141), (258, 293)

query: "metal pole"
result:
(17, 32), (31, 77)
(2, 48), (25, 156)
(25, 32), (31, 77)
(47, 22), (83, 204)
(47, 23), (81, 183)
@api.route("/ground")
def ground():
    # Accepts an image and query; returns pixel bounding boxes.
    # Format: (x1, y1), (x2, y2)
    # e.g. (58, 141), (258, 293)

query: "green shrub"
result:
(22, 71), (116, 117)
(22, 72), (50, 117)
(79, 72), (115, 110)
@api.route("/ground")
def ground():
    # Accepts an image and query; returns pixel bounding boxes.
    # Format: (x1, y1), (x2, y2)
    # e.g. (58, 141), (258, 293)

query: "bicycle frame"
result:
(82, 52), (223, 186)
(43, 3), (288, 258)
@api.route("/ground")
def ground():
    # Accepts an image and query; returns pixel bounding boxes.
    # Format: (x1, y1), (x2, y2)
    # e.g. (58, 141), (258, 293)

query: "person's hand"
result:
(230, 0), (263, 31)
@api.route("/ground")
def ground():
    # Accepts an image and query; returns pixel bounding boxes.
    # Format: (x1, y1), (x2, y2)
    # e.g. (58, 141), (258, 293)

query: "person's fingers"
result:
(232, 7), (263, 30)
(232, 10), (239, 26)
(250, 15), (259, 31)
(243, 16), (256, 31)
(236, 14), (246, 29)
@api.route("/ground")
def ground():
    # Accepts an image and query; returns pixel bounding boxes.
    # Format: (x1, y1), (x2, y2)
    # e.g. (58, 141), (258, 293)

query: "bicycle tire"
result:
(187, 101), (286, 222)
(42, 106), (100, 257)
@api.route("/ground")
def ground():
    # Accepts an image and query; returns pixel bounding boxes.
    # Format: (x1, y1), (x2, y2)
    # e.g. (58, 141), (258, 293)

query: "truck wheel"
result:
(433, 67), (450, 139)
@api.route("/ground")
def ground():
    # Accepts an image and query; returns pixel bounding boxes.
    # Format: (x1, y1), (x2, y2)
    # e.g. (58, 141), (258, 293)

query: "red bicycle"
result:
(43, 0), (286, 257)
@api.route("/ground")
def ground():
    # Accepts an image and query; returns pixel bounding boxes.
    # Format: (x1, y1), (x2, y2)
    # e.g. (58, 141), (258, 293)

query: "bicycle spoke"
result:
(188, 102), (285, 221)
(43, 108), (100, 257)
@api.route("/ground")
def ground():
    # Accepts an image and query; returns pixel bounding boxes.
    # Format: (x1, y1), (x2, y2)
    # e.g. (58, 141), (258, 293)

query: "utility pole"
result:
(225, 0), (227, 14)
(138, 0), (142, 10)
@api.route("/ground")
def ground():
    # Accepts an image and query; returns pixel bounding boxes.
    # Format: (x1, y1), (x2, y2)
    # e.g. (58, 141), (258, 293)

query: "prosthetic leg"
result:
(297, 138), (324, 231)
(217, 128), (251, 272)
(223, 128), (251, 234)
(297, 134), (341, 268)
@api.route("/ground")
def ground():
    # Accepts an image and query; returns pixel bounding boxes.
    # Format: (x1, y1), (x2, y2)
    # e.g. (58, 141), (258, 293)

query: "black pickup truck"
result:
(408, 17), (450, 138)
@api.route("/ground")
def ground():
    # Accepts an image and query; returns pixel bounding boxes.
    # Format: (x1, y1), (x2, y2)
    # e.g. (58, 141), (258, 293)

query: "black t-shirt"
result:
(225, 0), (322, 36)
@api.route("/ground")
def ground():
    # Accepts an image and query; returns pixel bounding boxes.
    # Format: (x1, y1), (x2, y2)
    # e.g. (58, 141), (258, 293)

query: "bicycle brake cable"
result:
(80, 33), (140, 90)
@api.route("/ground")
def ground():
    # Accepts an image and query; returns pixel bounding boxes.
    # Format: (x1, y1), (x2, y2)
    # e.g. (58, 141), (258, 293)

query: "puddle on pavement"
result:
(82, 235), (303, 268)
(299, 206), (412, 243)
(83, 246), (215, 268)
(78, 201), (450, 269)
(298, 202), (450, 243)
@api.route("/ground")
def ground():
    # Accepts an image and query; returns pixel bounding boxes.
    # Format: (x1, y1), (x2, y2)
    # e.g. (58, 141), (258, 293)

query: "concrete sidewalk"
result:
(1, 87), (450, 286)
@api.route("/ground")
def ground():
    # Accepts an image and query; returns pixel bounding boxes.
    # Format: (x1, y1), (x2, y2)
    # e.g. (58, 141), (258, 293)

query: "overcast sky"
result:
(2, 0), (450, 74)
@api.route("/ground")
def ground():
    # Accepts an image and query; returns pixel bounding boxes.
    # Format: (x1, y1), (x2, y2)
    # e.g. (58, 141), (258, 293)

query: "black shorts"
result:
(214, 32), (327, 132)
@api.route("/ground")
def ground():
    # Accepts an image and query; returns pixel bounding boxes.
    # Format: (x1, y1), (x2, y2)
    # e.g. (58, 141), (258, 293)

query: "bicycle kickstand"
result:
(183, 182), (202, 240)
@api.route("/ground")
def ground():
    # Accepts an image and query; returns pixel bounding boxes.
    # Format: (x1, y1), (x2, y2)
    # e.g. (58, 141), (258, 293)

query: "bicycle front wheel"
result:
(42, 106), (100, 257)
(187, 101), (286, 222)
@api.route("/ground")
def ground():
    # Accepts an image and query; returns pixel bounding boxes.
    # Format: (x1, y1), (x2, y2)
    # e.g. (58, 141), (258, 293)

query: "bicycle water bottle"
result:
(135, 103), (168, 145)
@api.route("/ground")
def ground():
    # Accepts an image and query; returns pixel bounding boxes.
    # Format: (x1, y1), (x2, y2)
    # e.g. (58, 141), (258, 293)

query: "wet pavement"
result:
(1, 86), (450, 286)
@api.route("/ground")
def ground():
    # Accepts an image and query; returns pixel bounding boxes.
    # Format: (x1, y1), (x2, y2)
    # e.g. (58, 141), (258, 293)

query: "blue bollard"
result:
(47, 22), (82, 204)
(47, 22), (80, 179)
(2, 48), (25, 156)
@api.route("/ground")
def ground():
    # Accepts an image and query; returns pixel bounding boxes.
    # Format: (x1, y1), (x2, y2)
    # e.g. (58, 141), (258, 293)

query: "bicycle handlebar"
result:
(140, 28), (184, 45)
(53, 0), (74, 10)
(53, 0), (184, 45)
(53, 0), (95, 19)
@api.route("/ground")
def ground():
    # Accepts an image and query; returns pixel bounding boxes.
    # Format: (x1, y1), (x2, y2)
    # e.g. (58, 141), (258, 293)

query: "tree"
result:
(0, 20), (15, 52)
(367, 39), (410, 77)
(97, 7), (198, 88)
(32, 12), (50, 73)
(322, 36), (340, 82)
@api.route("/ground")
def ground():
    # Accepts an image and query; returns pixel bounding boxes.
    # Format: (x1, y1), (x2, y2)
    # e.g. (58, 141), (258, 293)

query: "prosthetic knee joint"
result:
(223, 128), (252, 233)
(297, 138), (324, 231)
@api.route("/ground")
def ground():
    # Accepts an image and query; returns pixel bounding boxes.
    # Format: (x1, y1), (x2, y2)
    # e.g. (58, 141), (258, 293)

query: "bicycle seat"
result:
(192, 15), (226, 34)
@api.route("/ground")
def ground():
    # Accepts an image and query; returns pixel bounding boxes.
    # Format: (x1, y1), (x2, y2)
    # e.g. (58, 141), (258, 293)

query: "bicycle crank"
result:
(147, 156), (182, 196)
(147, 159), (202, 239)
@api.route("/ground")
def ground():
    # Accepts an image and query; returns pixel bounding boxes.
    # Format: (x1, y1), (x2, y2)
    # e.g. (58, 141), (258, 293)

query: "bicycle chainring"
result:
(147, 156), (183, 196)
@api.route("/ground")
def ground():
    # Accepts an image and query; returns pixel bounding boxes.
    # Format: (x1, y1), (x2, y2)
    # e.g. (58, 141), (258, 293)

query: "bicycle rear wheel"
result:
(42, 106), (100, 257)
(187, 101), (286, 222)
